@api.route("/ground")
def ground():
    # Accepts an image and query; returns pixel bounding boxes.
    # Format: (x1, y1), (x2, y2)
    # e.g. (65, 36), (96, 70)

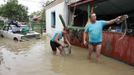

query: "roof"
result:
(44, 0), (64, 10)
(94, 0), (134, 15)
(68, 0), (106, 7)
(44, 0), (134, 16)
(69, 0), (134, 15)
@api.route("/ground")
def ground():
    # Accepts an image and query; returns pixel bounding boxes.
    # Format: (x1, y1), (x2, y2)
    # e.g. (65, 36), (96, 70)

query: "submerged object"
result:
(63, 44), (71, 55)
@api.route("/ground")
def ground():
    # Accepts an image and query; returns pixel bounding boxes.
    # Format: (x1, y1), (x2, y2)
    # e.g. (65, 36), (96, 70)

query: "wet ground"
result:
(0, 35), (134, 75)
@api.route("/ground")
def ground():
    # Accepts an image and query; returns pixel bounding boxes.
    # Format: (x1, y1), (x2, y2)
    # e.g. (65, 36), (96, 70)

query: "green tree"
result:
(0, 0), (28, 22)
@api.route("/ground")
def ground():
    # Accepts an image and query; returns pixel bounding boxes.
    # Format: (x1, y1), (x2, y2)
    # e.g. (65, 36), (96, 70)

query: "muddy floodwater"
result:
(0, 35), (134, 75)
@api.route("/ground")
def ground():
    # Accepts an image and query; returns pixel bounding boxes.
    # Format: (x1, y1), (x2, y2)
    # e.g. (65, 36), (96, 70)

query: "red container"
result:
(102, 32), (114, 57)
(112, 33), (122, 60)
(120, 36), (130, 63)
(70, 31), (134, 65)
(129, 36), (134, 65)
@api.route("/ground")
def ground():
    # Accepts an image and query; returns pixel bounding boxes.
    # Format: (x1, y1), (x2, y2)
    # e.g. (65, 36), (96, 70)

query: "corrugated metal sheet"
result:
(69, 31), (134, 65)
(102, 32), (134, 65)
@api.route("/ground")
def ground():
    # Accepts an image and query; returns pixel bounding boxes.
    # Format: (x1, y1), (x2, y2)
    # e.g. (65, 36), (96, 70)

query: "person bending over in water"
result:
(50, 28), (71, 55)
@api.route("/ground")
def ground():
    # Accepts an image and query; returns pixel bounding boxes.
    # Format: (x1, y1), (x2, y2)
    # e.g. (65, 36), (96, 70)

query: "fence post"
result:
(41, 22), (43, 35)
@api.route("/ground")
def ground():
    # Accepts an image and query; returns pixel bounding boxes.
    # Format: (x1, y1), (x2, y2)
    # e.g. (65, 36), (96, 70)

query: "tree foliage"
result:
(0, 0), (28, 21)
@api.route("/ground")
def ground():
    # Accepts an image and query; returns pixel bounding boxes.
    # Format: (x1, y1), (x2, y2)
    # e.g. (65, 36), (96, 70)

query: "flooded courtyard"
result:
(0, 35), (134, 75)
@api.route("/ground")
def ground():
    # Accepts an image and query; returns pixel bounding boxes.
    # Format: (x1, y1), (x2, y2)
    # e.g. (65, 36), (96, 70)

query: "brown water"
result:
(0, 36), (134, 75)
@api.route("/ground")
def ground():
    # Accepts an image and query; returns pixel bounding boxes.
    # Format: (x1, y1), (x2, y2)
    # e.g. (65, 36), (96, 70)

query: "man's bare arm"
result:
(83, 32), (88, 45)
(54, 34), (62, 46)
(106, 16), (121, 25)
(64, 34), (71, 46)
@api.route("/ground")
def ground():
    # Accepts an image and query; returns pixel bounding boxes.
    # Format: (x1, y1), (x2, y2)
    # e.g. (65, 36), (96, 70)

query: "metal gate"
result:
(31, 22), (45, 34)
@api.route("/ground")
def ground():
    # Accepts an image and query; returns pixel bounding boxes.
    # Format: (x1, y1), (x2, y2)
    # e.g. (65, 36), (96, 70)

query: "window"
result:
(51, 11), (56, 28)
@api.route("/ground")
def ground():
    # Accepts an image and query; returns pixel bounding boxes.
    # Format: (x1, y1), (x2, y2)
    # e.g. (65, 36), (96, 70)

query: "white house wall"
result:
(46, 2), (68, 36)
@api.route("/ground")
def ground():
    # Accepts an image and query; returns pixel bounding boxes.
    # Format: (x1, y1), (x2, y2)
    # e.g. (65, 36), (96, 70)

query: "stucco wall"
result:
(46, 2), (68, 37)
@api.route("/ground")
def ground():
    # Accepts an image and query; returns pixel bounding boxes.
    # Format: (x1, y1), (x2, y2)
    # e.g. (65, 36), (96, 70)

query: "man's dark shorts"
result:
(89, 42), (102, 46)
(50, 40), (61, 51)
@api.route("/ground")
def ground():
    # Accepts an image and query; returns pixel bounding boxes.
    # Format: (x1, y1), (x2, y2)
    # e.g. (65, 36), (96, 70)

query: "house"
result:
(45, 0), (134, 65)
(45, 0), (69, 36)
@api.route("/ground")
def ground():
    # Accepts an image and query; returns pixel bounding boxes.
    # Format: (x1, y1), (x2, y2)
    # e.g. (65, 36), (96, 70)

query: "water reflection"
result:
(0, 36), (134, 75)
(0, 36), (59, 75)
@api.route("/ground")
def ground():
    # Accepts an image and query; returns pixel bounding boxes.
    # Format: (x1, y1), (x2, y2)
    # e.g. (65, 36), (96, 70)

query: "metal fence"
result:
(0, 20), (46, 34)
(31, 22), (46, 34)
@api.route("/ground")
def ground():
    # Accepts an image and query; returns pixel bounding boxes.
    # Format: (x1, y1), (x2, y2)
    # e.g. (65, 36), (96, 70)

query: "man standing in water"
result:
(84, 13), (121, 62)
(50, 28), (71, 55)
